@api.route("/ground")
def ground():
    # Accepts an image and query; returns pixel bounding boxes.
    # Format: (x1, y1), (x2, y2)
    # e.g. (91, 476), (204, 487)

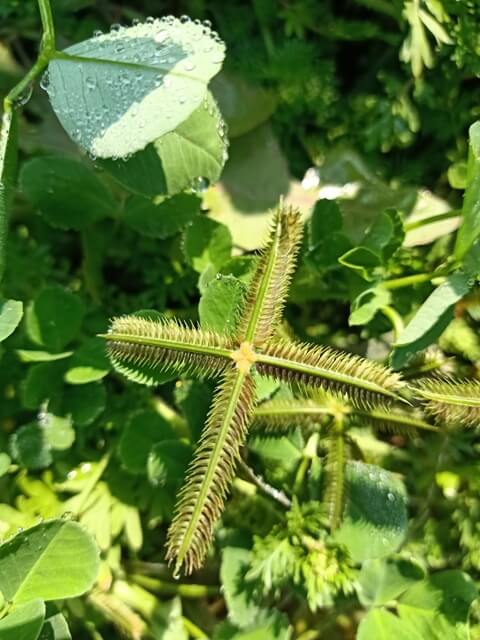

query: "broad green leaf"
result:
(357, 609), (420, 640)
(455, 121), (480, 259)
(0, 298), (23, 341)
(358, 571), (477, 640)
(119, 410), (175, 474)
(338, 246), (381, 280)
(0, 451), (11, 477)
(199, 274), (245, 335)
(147, 439), (191, 487)
(122, 193), (200, 237)
(357, 558), (424, 606)
(26, 287), (85, 352)
(211, 72), (276, 138)
(64, 366), (108, 384)
(213, 612), (291, 640)
(399, 571), (477, 625)
(41, 414), (75, 450)
(0, 520), (99, 604)
(183, 216), (232, 273)
(205, 124), (291, 250)
(219, 123), (289, 214)
(174, 379), (213, 442)
(16, 350), (73, 363)
(150, 597), (187, 640)
(46, 18), (225, 159)
(334, 461), (408, 563)
(221, 547), (262, 628)
(21, 361), (66, 410)
(102, 91), (227, 197)
(392, 272), (472, 369)
(309, 200), (343, 240)
(20, 156), (115, 230)
(38, 610), (71, 640)
(0, 110), (17, 284)
(9, 423), (52, 470)
(349, 287), (391, 326)
(62, 382), (106, 427)
(0, 599), (45, 640)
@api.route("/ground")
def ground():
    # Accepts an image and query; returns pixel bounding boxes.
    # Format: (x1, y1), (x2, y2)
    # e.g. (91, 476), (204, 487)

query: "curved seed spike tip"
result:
(166, 369), (256, 575)
(237, 204), (303, 347)
(102, 316), (234, 385)
(413, 377), (480, 427)
(256, 340), (404, 410)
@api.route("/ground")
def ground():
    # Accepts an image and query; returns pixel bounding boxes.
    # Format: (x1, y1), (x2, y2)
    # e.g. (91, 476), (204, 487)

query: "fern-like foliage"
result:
(414, 378), (480, 428)
(102, 204), (408, 575)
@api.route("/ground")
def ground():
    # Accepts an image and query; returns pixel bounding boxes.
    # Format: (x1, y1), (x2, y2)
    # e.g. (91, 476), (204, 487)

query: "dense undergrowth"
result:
(1, 1), (480, 639)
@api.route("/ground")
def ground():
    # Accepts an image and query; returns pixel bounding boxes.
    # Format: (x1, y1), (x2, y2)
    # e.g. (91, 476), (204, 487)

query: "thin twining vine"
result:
(101, 205), (480, 576)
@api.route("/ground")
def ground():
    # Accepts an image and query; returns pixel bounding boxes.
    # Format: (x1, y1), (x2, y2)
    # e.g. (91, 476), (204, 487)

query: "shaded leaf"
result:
(0, 599), (45, 640)
(334, 461), (408, 562)
(20, 156), (115, 229)
(102, 92), (227, 197)
(26, 287), (85, 352)
(199, 274), (245, 335)
(123, 193), (200, 238)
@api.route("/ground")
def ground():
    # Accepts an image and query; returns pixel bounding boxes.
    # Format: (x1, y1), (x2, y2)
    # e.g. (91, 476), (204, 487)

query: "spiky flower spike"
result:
(414, 378), (480, 428)
(101, 204), (405, 575)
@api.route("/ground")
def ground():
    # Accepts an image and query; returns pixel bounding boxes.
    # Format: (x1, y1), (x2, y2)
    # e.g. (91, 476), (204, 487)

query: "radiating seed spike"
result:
(237, 203), (303, 347)
(256, 340), (404, 410)
(165, 369), (256, 575)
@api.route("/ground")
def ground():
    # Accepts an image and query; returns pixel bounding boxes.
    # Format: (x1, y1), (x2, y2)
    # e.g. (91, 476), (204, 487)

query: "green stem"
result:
(383, 270), (449, 290)
(3, 0), (55, 112)
(380, 305), (404, 341)
(130, 574), (219, 598)
(404, 210), (460, 231)
(182, 616), (208, 639)
(38, 0), (56, 51)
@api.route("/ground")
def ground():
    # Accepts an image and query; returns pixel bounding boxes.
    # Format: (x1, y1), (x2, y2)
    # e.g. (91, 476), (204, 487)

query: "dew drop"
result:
(387, 492), (395, 502)
(110, 23), (122, 33)
(146, 16), (155, 24)
(40, 72), (50, 91)
(86, 76), (97, 90)
(192, 176), (210, 193)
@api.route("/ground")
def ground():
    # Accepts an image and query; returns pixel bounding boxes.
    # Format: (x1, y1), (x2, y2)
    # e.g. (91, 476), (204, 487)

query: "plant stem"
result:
(383, 270), (449, 290)
(404, 210), (460, 231)
(239, 458), (292, 508)
(130, 574), (219, 598)
(38, 0), (56, 51)
(4, 0), (55, 113)
(380, 305), (404, 340)
(182, 616), (208, 639)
